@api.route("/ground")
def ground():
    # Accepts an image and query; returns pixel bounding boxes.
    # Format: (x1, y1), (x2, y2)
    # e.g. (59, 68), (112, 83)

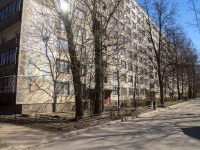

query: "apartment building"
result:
(0, 0), (21, 113)
(0, 0), (162, 114)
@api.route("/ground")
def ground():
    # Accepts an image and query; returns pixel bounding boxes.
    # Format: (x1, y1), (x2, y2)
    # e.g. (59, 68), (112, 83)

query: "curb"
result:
(168, 101), (189, 109)
(61, 100), (191, 139)
(61, 109), (159, 139)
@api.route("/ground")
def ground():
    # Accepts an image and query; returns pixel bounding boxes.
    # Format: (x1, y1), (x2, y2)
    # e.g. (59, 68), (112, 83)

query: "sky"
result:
(137, 0), (200, 53)
(174, 0), (200, 52)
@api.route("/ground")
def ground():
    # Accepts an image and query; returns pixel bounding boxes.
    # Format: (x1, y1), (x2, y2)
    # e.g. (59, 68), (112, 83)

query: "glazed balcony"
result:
(0, 36), (20, 52)
(0, 11), (21, 31)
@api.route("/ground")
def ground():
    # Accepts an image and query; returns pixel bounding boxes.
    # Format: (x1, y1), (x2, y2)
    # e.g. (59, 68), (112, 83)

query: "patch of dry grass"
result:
(0, 101), (185, 133)
(0, 140), (7, 148)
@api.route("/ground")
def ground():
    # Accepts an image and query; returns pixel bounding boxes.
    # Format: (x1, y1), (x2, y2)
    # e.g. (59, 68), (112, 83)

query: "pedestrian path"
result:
(0, 123), (59, 150)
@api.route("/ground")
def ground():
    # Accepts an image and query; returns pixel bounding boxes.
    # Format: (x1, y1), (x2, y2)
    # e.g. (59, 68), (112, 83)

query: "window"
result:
(145, 79), (148, 86)
(126, 27), (131, 36)
(127, 51), (132, 59)
(120, 35), (125, 43)
(113, 58), (118, 64)
(113, 72), (117, 81)
(131, 2), (135, 9)
(140, 77), (144, 84)
(8, 3), (12, 14)
(75, 9), (85, 20)
(104, 76), (107, 83)
(133, 43), (137, 49)
(82, 84), (87, 99)
(57, 38), (68, 50)
(138, 46), (142, 52)
(135, 65), (138, 72)
(56, 60), (70, 73)
(143, 58), (147, 65)
(138, 56), (142, 63)
(112, 45), (117, 51)
(126, 6), (130, 14)
(121, 87), (127, 96)
(140, 89), (144, 95)
(132, 11), (135, 19)
(0, 49), (16, 67)
(119, 1), (124, 7)
(58, 18), (65, 30)
(119, 22), (125, 30)
(0, 9), (4, 21)
(75, 26), (86, 37)
(0, 0), (16, 22)
(110, 17), (117, 24)
(118, 10), (124, 19)
(0, 76), (15, 93)
(126, 39), (132, 47)
(112, 30), (118, 38)
(75, 44), (86, 56)
(136, 7), (140, 14)
(137, 16), (140, 24)
(80, 65), (87, 76)
(113, 87), (118, 95)
(132, 32), (137, 38)
(5, 6), (8, 19)
(132, 22), (136, 29)
(56, 82), (70, 95)
(121, 48), (126, 56)
(136, 89), (139, 96)
(136, 77), (138, 84)
(126, 16), (131, 24)
(121, 74), (126, 82)
(128, 75), (133, 82)
(128, 63), (133, 71)
(8, 49), (16, 64)
(16, 0), (21, 12)
(121, 60), (126, 68)
(129, 88), (133, 95)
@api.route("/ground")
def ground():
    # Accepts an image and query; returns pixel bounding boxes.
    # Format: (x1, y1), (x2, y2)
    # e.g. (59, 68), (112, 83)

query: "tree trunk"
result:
(92, 15), (104, 115)
(117, 70), (120, 115)
(157, 57), (164, 106)
(176, 68), (180, 100)
(62, 16), (83, 119)
(158, 64), (164, 106)
(159, 80), (164, 106)
(181, 70), (184, 97)
(93, 37), (103, 114)
(133, 74), (137, 108)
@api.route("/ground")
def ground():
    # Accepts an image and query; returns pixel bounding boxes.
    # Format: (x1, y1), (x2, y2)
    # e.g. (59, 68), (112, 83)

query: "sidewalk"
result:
(0, 110), (159, 150)
(0, 100), (189, 150)
(0, 123), (60, 150)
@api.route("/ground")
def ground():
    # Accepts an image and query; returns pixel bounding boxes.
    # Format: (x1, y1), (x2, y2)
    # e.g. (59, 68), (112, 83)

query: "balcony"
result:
(0, 36), (20, 52)
(0, 11), (21, 31)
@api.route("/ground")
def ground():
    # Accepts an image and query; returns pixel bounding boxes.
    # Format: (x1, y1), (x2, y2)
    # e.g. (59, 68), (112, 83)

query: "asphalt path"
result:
(30, 100), (200, 150)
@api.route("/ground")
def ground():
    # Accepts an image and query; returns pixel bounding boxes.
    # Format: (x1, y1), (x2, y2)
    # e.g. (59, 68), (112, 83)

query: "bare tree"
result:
(141, 0), (177, 106)
(80, 0), (121, 114)
(25, 0), (96, 118)
(189, 0), (200, 34)
(58, 0), (84, 119)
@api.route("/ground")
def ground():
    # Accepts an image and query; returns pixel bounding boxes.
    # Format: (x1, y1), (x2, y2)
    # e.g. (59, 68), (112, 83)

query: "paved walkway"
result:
(0, 123), (59, 150)
(1, 100), (200, 150)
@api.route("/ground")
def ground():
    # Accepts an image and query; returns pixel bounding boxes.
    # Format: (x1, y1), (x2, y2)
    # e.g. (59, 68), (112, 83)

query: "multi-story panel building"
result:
(0, 0), (22, 113)
(0, 0), (163, 114)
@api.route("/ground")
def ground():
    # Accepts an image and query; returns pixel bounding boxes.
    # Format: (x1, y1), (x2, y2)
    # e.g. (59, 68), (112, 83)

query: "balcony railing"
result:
(0, 11), (21, 31)
(0, 36), (20, 52)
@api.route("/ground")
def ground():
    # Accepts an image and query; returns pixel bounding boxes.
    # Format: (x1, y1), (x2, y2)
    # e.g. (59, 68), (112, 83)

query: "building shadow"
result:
(182, 127), (200, 140)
